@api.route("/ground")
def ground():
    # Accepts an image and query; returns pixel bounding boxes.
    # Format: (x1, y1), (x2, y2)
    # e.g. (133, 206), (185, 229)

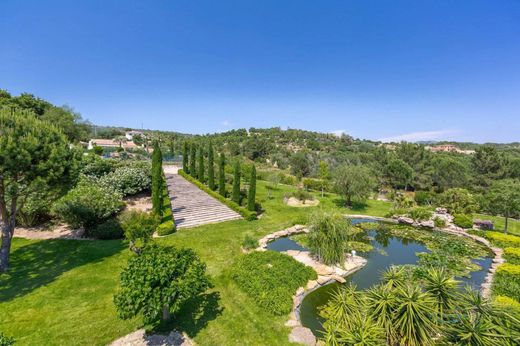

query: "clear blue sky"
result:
(1, 1), (519, 142)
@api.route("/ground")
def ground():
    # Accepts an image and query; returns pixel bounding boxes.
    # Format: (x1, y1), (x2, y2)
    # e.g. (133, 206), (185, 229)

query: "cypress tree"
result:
(231, 160), (241, 204)
(182, 141), (188, 172)
(198, 147), (205, 183)
(151, 141), (163, 216)
(219, 153), (226, 196)
(208, 142), (215, 190)
(190, 143), (196, 177)
(248, 165), (256, 211)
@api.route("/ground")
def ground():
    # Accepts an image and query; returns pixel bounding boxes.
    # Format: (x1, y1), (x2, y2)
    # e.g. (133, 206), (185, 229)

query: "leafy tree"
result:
(151, 142), (163, 216)
(197, 147), (205, 183)
(232, 160), (241, 204)
(120, 211), (159, 254)
(439, 188), (478, 215)
(0, 109), (77, 272)
(472, 146), (507, 186)
(247, 165), (256, 211)
(289, 151), (311, 178)
(189, 143), (197, 177)
(112, 135), (127, 148)
(218, 153), (226, 196)
(485, 179), (520, 233)
(114, 244), (211, 323)
(318, 160), (330, 197)
(431, 156), (470, 192)
(396, 142), (433, 190)
(182, 141), (189, 172)
(41, 106), (90, 142)
(333, 165), (376, 206)
(207, 142), (215, 189)
(385, 157), (414, 191)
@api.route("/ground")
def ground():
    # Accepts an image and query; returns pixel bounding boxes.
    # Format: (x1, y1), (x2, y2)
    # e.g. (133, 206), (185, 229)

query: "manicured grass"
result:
(474, 213), (520, 236)
(1, 180), (391, 345)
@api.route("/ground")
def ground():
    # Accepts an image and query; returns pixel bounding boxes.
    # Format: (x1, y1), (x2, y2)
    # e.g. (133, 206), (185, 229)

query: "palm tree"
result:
(393, 284), (438, 346)
(423, 267), (458, 318)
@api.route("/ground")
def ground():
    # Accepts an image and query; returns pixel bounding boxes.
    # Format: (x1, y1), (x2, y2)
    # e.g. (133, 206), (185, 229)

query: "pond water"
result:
(265, 220), (493, 336)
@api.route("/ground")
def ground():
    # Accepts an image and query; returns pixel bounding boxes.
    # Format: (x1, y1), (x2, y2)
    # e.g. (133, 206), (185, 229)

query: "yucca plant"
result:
(423, 267), (459, 318)
(381, 265), (406, 289)
(365, 284), (398, 344)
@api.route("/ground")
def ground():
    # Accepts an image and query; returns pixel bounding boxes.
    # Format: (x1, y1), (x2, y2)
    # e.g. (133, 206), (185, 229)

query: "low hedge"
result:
(505, 247), (520, 264)
(493, 263), (520, 302)
(231, 251), (316, 315)
(179, 169), (257, 221)
(484, 232), (520, 249)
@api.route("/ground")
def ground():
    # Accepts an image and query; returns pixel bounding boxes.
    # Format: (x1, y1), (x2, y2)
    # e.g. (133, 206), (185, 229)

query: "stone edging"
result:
(256, 225), (367, 346)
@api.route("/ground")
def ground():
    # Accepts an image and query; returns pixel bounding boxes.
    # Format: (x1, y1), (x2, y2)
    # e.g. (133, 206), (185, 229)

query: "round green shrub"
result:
(99, 166), (151, 197)
(453, 214), (473, 229)
(156, 221), (175, 236)
(433, 217), (447, 228)
(241, 234), (258, 250)
(409, 207), (433, 221)
(0, 333), (15, 346)
(89, 218), (124, 239)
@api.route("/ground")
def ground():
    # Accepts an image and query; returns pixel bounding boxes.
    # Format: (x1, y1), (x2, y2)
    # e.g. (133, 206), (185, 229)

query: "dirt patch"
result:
(109, 329), (194, 346)
(285, 197), (320, 207)
(124, 192), (152, 213)
(14, 223), (86, 240)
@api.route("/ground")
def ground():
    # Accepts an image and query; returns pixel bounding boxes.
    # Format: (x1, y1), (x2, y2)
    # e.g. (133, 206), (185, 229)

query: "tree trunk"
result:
(321, 187), (324, 198)
(0, 221), (14, 272)
(162, 305), (171, 321)
(505, 216), (509, 234)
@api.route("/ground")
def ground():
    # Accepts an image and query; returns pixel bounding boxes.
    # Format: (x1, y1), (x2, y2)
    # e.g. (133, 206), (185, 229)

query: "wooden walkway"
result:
(164, 167), (242, 229)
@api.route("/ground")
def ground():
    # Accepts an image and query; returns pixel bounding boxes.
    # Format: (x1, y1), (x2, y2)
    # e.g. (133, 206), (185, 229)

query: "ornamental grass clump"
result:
(307, 210), (351, 266)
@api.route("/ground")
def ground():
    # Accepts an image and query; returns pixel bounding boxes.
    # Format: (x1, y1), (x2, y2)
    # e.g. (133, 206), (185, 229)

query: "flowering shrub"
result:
(99, 166), (151, 196)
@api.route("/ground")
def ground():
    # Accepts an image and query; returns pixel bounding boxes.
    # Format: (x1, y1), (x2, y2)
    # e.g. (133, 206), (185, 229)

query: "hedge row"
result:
(505, 247), (520, 264)
(178, 169), (257, 221)
(493, 263), (520, 302)
(484, 232), (520, 248)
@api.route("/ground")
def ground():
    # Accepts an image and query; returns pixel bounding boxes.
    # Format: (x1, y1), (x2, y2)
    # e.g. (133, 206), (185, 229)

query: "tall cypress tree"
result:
(247, 165), (256, 211)
(219, 152), (226, 196)
(151, 141), (163, 216)
(182, 141), (188, 172)
(208, 142), (215, 190)
(190, 143), (197, 177)
(231, 160), (241, 204)
(198, 147), (205, 183)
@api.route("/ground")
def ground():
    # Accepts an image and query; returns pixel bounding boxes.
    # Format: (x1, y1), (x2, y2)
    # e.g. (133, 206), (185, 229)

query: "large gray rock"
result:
(289, 327), (316, 346)
(397, 216), (414, 225)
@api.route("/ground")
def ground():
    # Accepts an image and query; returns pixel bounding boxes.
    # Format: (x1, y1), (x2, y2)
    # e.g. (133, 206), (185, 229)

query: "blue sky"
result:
(1, 1), (519, 142)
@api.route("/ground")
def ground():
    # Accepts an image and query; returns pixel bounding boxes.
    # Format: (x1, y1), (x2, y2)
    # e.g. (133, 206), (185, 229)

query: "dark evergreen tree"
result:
(182, 141), (188, 172)
(190, 143), (196, 177)
(198, 147), (205, 183)
(151, 141), (163, 216)
(208, 142), (215, 190)
(219, 152), (226, 196)
(232, 160), (241, 204)
(247, 165), (256, 211)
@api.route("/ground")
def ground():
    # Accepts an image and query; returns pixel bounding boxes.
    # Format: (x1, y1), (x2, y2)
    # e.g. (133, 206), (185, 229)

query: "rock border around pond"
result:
(256, 225), (367, 346)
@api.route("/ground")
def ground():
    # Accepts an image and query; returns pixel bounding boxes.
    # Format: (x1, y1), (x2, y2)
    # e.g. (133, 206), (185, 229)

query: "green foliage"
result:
(291, 189), (314, 202)
(218, 152), (226, 196)
(178, 169), (257, 220)
(208, 142), (215, 190)
(414, 190), (436, 206)
(289, 151), (311, 177)
(241, 234), (258, 250)
(493, 263), (520, 302)
(308, 210), (352, 265)
(197, 147), (205, 183)
(99, 165), (151, 196)
(182, 141), (189, 172)
(431, 156), (470, 192)
(303, 178), (329, 192)
(433, 217), (446, 228)
(333, 164), (376, 206)
(439, 188), (478, 215)
(485, 179), (520, 233)
(408, 207), (433, 221)
(52, 181), (124, 230)
(247, 165), (256, 211)
(119, 210), (159, 253)
(0, 333), (15, 346)
(189, 143), (197, 177)
(80, 154), (117, 178)
(231, 160), (241, 204)
(231, 251), (316, 315)
(156, 220), (175, 236)
(481, 231), (520, 248)
(504, 247), (520, 264)
(114, 244), (211, 323)
(151, 142), (163, 216)
(89, 218), (124, 240)
(385, 157), (414, 190)
(453, 214), (473, 229)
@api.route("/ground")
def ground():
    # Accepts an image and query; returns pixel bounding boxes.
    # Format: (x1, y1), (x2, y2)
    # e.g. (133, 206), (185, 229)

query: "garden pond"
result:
(266, 219), (493, 336)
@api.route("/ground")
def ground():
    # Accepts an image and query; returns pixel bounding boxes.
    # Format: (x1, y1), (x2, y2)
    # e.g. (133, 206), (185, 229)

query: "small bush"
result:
(120, 211), (159, 252)
(484, 232), (520, 249)
(409, 207), (433, 221)
(80, 155), (117, 178)
(156, 220), (175, 236)
(494, 295), (520, 313)
(231, 251), (316, 315)
(433, 217), (447, 228)
(242, 234), (258, 250)
(52, 181), (124, 230)
(279, 173), (296, 186)
(505, 247), (520, 264)
(493, 263), (520, 302)
(89, 218), (124, 239)
(453, 214), (473, 229)
(303, 178), (329, 192)
(414, 191), (435, 206)
(99, 166), (151, 196)
(292, 190), (314, 202)
(0, 333), (15, 346)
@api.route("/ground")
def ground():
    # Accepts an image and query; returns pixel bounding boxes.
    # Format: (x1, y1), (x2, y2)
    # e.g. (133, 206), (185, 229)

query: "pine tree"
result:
(219, 153), (226, 196)
(198, 147), (205, 183)
(208, 141), (215, 190)
(232, 160), (241, 204)
(190, 143), (196, 177)
(248, 164), (256, 211)
(152, 141), (163, 216)
(182, 141), (188, 172)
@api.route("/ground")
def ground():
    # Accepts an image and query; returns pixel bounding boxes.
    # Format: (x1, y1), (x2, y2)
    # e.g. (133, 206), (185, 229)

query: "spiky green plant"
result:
(423, 267), (458, 318)
(381, 266), (406, 289)
(307, 210), (351, 266)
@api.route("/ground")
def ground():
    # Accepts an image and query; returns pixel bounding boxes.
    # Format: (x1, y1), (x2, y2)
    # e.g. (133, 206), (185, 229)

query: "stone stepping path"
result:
(164, 170), (241, 229)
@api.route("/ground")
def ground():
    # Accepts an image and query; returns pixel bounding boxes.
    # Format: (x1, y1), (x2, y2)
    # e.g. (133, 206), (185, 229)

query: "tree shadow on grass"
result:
(151, 291), (223, 338)
(0, 238), (126, 303)
(332, 198), (369, 212)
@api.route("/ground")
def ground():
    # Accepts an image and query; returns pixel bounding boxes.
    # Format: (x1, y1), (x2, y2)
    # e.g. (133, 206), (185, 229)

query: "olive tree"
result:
(486, 179), (520, 233)
(0, 109), (76, 272)
(113, 244), (211, 323)
(333, 165), (376, 206)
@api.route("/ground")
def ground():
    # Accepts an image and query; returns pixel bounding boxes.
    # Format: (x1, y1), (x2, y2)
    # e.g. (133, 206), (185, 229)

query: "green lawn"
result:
(0, 181), (390, 345)
(474, 213), (520, 236)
